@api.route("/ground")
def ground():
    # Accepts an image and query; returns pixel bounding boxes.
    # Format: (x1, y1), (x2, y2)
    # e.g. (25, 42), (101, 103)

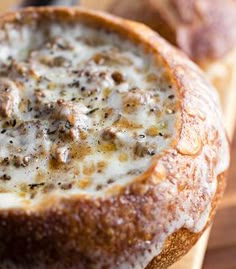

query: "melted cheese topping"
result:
(0, 21), (178, 202)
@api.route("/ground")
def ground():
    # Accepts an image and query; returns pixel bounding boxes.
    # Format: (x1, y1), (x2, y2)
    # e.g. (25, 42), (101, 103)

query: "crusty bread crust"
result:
(0, 171), (226, 269)
(146, 171), (226, 269)
(0, 7), (230, 269)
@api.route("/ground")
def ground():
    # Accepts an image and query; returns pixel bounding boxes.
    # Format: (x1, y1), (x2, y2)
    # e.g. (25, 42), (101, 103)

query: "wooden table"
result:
(0, 1), (235, 269)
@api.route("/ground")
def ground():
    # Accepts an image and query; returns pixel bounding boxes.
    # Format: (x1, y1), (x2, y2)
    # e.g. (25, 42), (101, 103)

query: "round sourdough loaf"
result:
(109, 0), (236, 63)
(0, 7), (230, 269)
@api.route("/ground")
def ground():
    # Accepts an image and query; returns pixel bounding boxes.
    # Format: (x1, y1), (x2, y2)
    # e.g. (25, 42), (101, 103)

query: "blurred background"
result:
(0, 1), (235, 269)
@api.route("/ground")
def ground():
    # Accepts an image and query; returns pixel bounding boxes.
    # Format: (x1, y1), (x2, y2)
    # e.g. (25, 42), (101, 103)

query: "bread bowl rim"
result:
(0, 7), (230, 269)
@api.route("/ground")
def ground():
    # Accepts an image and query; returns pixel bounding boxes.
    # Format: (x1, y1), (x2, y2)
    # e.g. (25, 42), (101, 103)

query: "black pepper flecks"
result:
(28, 182), (45, 190)
(0, 174), (11, 180)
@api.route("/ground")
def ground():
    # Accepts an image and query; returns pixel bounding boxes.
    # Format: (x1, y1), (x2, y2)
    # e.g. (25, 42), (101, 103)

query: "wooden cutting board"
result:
(0, 1), (235, 268)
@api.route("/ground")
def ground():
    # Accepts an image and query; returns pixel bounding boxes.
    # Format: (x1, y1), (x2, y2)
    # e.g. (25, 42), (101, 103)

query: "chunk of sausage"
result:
(122, 87), (150, 113)
(51, 99), (90, 130)
(54, 146), (69, 164)
(0, 78), (20, 118)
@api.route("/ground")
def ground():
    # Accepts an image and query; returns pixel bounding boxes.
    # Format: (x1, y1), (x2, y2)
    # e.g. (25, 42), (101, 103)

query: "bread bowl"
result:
(109, 0), (236, 109)
(0, 7), (230, 269)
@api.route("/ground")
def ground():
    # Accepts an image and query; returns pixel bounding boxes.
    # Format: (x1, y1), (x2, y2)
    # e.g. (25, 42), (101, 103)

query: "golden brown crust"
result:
(0, 7), (230, 269)
(146, 171), (226, 269)
(109, 0), (236, 63)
